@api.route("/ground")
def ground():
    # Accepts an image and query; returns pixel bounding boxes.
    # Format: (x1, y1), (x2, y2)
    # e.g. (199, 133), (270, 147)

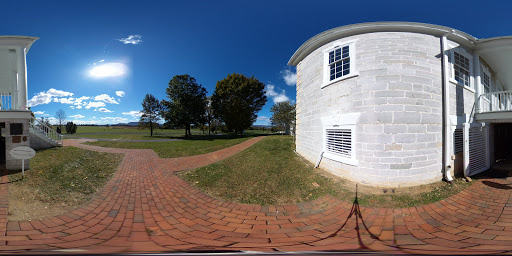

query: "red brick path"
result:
(1, 137), (512, 254)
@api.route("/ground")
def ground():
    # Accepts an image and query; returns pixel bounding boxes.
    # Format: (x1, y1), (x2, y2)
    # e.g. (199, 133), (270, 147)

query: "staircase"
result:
(29, 117), (63, 150)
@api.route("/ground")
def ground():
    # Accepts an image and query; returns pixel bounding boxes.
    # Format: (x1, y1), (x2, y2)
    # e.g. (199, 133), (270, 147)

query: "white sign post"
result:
(10, 146), (36, 176)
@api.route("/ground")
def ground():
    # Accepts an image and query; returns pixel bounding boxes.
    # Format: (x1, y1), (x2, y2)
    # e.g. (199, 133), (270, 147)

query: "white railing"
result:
(0, 92), (13, 110)
(477, 91), (512, 113)
(29, 117), (63, 145)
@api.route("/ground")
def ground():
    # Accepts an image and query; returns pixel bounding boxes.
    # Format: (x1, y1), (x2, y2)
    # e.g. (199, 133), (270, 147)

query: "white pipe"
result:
(441, 33), (454, 183)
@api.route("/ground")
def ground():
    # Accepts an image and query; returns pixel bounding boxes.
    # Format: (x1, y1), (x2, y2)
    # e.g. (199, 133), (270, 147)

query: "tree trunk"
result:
(150, 121), (153, 136)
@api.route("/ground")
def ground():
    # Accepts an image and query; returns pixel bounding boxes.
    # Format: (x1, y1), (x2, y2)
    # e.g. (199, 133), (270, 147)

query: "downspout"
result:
(441, 32), (454, 184)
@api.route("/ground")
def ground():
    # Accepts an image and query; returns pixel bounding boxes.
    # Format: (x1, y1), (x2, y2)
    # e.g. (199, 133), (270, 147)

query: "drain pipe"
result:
(315, 151), (324, 168)
(441, 32), (454, 184)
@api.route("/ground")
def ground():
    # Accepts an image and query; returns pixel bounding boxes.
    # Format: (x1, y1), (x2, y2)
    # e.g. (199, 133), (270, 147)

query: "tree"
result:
(55, 109), (66, 132)
(270, 101), (296, 135)
(211, 73), (267, 135)
(139, 94), (162, 136)
(162, 74), (207, 137)
(65, 121), (77, 134)
(204, 96), (218, 136)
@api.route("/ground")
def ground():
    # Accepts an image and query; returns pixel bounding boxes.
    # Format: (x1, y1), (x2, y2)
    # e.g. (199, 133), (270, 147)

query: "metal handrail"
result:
(476, 91), (512, 113)
(29, 117), (63, 145)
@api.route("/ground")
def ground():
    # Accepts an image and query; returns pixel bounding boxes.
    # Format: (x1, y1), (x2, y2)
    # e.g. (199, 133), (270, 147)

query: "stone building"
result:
(288, 22), (512, 187)
(0, 36), (62, 171)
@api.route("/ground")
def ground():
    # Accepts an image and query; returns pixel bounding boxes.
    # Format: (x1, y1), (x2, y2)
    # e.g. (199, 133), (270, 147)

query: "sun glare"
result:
(89, 63), (128, 78)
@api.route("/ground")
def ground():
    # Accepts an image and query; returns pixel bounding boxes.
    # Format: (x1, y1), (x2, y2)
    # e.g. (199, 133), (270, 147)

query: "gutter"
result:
(441, 32), (455, 184)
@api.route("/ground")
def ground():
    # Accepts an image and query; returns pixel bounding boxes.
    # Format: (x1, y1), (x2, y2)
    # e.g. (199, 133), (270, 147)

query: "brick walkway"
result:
(1, 137), (512, 254)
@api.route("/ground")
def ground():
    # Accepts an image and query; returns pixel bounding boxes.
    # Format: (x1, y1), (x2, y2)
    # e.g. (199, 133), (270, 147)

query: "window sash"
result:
(482, 72), (490, 95)
(453, 52), (471, 87)
(328, 46), (350, 81)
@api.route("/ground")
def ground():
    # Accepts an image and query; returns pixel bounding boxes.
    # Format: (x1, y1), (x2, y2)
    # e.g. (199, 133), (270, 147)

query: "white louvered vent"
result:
(468, 126), (488, 176)
(454, 128), (463, 154)
(325, 129), (351, 157)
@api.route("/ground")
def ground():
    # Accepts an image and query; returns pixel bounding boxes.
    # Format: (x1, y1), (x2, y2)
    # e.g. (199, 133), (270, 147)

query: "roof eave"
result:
(288, 22), (477, 66)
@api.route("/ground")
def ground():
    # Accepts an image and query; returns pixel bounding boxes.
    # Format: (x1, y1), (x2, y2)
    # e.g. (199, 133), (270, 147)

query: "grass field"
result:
(85, 135), (258, 158)
(9, 147), (123, 221)
(180, 135), (472, 207)
(65, 126), (272, 140)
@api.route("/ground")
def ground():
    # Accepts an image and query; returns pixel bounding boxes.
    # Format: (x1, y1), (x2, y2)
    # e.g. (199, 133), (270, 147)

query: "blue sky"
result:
(2, 0), (512, 125)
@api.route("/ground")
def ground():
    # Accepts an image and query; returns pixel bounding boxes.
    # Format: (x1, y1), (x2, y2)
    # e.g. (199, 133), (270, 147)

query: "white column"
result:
(473, 53), (481, 113)
(16, 46), (28, 110)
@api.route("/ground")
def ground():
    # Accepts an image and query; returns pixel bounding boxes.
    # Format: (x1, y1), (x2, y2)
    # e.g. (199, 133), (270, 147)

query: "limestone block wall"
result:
(1, 118), (30, 170)
(296, 32), (449, 187)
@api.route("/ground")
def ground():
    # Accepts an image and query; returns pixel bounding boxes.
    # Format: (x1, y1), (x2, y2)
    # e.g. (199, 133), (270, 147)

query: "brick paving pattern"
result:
(0, 137), (511, 254)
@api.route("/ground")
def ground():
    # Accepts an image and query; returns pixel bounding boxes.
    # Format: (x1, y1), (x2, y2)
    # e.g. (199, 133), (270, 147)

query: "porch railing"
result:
(476, 91), (512, 113)
(0, 92), (13, 110)
(29, 117), (63, 145)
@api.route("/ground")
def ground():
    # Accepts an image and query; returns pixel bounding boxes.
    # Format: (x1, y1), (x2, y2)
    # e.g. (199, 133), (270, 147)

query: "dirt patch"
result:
(309, 164), (471, 208)
(316, 167), (453, 195)
(8, 185), (77, 221)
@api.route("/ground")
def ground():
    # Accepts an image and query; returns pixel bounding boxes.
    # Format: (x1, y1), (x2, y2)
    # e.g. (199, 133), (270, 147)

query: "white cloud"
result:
(89, 63), (128, 78)
(115, 91), (125, 97)
(265, 84), (290, 104)
(281, 69), (297, 86)
(27, 88), (74, 107)
(70, 106), (75, 109)
(257, 116), (270, 124)
(85, 101), (106, 109)
(76, 105), (83, 109)
(33, 111), (45, 115)
(94, 94), (119, 104)
(122, 111), (143, 118)
(69, 114), (85, 119)
(118, 35), (142, 45)
(98, 107), (113, 113)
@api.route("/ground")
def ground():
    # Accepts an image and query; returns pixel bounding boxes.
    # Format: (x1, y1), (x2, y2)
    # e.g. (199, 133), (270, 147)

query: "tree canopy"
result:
(162, 74), (207, 136)
(270, 101), (295, 134)
(140, 93), (163, 136)
(211, 73), (267, 135)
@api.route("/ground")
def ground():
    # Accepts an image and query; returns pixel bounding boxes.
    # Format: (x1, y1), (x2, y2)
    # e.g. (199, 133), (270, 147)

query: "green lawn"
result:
(65, 126), (272, 140)
(85, 135), (256, 158)
(9, 147), (123, 220)
(179, 135), (472, 207)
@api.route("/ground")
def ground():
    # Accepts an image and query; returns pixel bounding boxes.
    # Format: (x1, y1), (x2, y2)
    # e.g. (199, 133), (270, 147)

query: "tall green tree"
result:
(212, 73), (267, 135)
(139, 94), (162, 136)
(162, 74), (207, 136)
(270, 101), (296, 135)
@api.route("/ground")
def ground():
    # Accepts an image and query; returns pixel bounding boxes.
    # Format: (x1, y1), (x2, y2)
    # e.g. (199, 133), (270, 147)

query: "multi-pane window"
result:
(328, 46), (350, 81)
(453, 52), (471, 87)
(481, 70), (490, 95)
(325, 128), (352, 157)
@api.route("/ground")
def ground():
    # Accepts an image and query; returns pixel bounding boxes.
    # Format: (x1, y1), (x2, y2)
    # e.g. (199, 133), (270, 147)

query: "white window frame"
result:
(322, 40), (358, 88)
(449, 47), (474, 90)
(323, 124), (358, 166)
(480, 65), (491, 96)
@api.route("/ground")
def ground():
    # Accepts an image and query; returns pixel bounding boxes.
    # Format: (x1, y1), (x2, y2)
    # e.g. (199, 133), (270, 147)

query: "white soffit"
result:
(476, 37), (512, 90)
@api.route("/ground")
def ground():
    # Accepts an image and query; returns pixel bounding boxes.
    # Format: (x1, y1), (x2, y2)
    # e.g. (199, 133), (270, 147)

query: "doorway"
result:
(494, 123), (512, 162)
